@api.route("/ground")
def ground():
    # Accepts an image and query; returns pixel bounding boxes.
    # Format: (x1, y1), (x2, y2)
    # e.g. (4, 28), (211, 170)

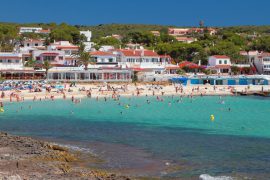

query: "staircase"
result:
(251, 62), (259, 74)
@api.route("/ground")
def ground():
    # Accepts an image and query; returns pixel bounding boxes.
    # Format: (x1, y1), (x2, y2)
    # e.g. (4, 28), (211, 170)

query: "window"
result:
(35, 43), (38, 46)
(64, 50), (70, 55)
(0, 60), (2, 63)
(263, 58), (270, 62)
(224, 60), (227, 64)
(109, 58), (113, 63)
(15, 60), (20, 63)
(219, 60), (222, 64)
(36, 57), (40, 61)
(27, 43), (30, 47)
(8, 60), (12, 63)
(59, 56), (63, 60)
(44, 56), (55, 61)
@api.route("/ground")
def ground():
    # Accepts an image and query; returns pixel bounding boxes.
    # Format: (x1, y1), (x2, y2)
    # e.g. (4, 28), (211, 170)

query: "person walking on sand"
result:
(1, 91), (5, 99)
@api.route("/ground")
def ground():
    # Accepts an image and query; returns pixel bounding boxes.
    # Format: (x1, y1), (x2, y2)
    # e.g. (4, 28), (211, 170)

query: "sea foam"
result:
(199, 174), (234, 180)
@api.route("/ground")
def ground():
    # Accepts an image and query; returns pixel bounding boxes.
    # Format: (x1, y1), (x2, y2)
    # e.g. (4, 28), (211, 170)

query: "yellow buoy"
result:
(210, 115), (215, 122)
(125, 105), (129, 109)
(0, 108), (4, 113)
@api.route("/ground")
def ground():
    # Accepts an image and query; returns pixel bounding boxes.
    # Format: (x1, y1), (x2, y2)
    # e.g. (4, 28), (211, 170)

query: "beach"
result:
(0, 83), (270, 179)
(1, 82), (270, 103)
(1, 83), (270, 179)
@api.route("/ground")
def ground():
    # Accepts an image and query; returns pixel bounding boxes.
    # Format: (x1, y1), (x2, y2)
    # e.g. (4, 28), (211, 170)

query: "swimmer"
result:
(71, 96), (74, 102)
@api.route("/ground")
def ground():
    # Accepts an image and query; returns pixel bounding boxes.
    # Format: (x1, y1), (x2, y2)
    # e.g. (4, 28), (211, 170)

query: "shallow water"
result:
(1, 96), (270, 179)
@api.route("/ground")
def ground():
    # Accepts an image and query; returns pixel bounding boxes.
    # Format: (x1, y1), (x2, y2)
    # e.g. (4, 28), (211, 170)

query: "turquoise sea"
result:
(1, 96), (270, 179)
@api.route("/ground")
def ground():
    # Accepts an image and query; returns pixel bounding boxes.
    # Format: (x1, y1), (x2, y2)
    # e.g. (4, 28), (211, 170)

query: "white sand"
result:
(1, 82), (270, 103)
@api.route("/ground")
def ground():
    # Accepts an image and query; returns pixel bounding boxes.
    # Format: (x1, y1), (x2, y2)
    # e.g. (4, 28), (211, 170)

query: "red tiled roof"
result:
(0, 69), (36, 73)
(0, 56), (21, 59)
(38, 30), (50, 33)
(132, 67), (145, 71)
(118, 49), (159, 57)
(90, 51), (115, 56)
(212, 55), (230, 59)
(259, 52), (270, 57)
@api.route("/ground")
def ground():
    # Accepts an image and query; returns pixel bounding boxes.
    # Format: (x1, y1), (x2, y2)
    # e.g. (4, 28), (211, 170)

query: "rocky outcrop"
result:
(0, 132), (130, 180)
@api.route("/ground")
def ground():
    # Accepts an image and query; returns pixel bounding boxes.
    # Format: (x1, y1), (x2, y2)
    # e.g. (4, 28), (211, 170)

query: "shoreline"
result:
(0, 132), (130, 180)
(1, 84), (270, 179)
(1, 82), (270, 104)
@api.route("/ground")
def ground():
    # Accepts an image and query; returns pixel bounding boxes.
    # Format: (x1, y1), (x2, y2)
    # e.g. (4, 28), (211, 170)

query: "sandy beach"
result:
(1, 82), (270, 103)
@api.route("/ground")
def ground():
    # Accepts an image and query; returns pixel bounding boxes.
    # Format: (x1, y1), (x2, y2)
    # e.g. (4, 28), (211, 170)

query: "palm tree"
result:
(43, 60), (51, 77)
(25, 58), (36, 67)
(76, 43), (95, 70)
(78, 51), (92, 70)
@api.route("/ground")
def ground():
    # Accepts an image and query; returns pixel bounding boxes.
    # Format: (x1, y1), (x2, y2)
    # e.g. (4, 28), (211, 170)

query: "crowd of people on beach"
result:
(1, 79), (269, 113)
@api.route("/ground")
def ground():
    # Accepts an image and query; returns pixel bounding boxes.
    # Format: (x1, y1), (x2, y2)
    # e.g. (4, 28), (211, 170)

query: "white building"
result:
(176, 37), (197, 43)
(48, 41), (79, 66)
(0, 53), (23, 70)
(254, 53), (270, 75)
(32, 50), (66, 66)
(90, 51), (117, 65)
(23, 39), (44, 47)
(80, 30), (93, 51)
(99, 45), (114, 52)
(19, 27), (50, 34)
(115, 49), (171, 74)
(240, 50), (260, 64)
(208, 55), (231, 73)
(19, 27), (42, 34)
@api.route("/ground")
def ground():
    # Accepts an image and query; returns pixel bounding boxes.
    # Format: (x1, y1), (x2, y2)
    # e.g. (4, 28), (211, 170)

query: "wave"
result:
(53, 143), (97, 155)
(199, 174), (234, 180)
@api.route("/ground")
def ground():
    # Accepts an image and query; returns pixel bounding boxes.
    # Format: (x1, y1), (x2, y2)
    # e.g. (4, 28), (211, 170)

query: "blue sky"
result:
(0, 0), (269, 26)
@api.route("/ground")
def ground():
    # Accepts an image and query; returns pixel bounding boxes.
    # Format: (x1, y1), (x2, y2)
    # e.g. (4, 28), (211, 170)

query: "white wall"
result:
(0, 53), (23, 70)
(208, 56), (231, 66)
